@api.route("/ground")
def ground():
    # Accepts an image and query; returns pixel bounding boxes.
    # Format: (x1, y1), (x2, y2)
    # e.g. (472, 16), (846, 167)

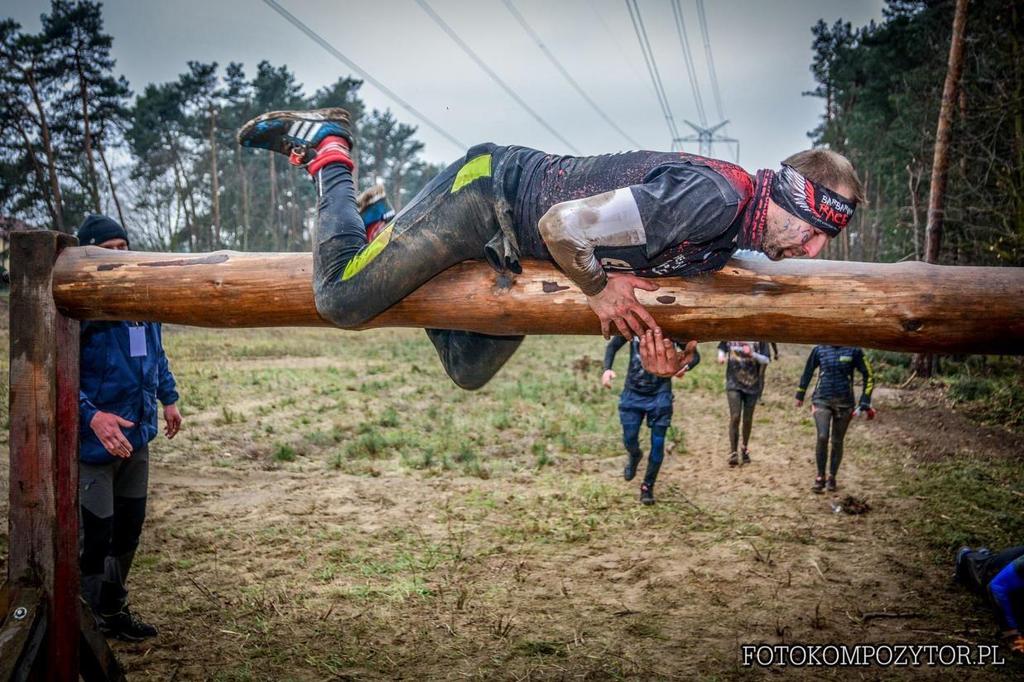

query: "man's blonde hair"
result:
(782, 149), (866, 204)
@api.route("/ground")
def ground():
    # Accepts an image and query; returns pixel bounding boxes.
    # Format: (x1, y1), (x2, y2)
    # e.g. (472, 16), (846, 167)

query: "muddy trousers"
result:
(79, 445), (149, 617)
(311, 146), (523, 389)
(726, 389), (757, 453)
(813, 399), (854, 477)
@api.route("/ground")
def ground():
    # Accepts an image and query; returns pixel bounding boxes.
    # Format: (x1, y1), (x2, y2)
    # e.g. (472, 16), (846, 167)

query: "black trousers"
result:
(79, 445), (150, 615)
(311, 144), (523, 389)
(958, 546), (1024, 631)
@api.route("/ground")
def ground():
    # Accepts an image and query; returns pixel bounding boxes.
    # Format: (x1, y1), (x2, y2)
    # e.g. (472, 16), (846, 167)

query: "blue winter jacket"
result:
(78, 321), (179, 464)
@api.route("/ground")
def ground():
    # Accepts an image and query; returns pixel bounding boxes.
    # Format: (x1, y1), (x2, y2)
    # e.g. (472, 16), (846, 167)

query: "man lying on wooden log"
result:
(237, 108), (863, 389)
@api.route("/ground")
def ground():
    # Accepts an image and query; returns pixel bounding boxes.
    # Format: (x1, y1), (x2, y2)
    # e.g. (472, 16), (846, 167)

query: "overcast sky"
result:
(7, 0), (883, 170)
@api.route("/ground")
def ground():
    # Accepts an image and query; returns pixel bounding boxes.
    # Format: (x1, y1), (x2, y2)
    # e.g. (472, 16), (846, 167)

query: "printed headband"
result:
(769, 164), (856, 237)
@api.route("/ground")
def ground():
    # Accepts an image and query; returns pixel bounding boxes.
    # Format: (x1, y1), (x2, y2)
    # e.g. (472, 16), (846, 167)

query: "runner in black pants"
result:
(603, 336), (699, 504)
(237, 108), (863, 389)
(955, 546), (1024, 655)
(717, 341), (771, 466)
(794, 345), (875, 493)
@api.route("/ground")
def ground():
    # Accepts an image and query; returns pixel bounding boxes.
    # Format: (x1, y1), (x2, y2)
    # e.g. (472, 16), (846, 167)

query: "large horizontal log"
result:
(51, 244), (1024, 354)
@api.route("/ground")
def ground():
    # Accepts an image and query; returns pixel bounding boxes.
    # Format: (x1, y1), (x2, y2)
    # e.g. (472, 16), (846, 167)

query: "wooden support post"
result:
(7, 231), (123, 681)
(9, 231), (79, 679)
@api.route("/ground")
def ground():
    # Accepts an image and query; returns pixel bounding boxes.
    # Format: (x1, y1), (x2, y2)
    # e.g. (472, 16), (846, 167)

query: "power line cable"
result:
(696, 0), (725, 124)
(501, 0), (642, 149)
(624, 0), (678, 142)
(590, 2), (659, 109)
(670, 0), (707, 127)
(626, 0), (676, 139)
(414, 0), (580, 154)
(261, 0), (467, 151)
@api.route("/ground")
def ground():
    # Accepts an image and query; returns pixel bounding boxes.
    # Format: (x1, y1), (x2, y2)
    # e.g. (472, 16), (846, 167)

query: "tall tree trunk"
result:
(907, 162), (922, 261)
(25, 67), (65, 231)
(171, 152), (196, 251)
(269, 153), (279, 251)
(235, 144), (251, 251)
(872, 185), (883, 261)
(209, 109), (221, 248)
(923, 0), (968, 264)
(75, 54), (102, 212)
(14, 119), (57, 225)
(392, 167), (405, 212)
(917, 0), (969, 377)
(95, 142), (126, 229)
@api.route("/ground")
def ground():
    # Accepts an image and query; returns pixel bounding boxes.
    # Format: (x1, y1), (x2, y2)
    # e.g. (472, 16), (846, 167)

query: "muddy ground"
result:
(1, 324), (1021, 680)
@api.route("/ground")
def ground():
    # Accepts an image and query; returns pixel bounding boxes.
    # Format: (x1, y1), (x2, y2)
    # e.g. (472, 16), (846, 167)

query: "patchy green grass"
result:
(2, 323), (1022, 680)
(899, 457), (1024, 551)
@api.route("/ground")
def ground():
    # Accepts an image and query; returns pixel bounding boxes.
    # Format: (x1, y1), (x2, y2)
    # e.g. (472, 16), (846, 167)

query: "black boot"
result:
(100, 605), (158, 642)
(640, 459), (662, 505)
(623, 450), (643, 481)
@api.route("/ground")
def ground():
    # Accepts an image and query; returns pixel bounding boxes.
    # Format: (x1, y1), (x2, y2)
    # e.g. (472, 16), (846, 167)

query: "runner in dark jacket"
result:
(956, 546), (1024, 654)
(795, 345), (875, 493)
(237, 108), (863, 389)
(603, 337), (700, 504)
(717, 341), (771, 466)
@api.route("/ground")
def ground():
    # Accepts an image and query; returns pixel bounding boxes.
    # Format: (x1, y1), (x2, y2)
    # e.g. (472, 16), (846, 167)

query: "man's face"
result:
(761, 182), (853, 261)
(97, 238), (128, 251)
(761, 205), (828, 261)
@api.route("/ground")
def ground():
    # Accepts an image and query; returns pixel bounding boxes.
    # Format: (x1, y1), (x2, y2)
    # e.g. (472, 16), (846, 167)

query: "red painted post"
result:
(9, 230), (80, 680)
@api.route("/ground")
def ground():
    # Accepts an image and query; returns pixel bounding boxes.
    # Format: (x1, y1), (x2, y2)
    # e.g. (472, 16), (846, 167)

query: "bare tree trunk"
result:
(917, 0), (969, 377)
(171, 153), (196, 251)
(96, 142), (126, 229)
(907, 162), (922, 260)
(209, 109), (221, 248)
(25, 68), (65, 231)
(75, 54), (102, 212)
(269, 153), (279, 251)
(14, 119), (57, 225)
(924, 0), (969, 264)
(235, 144), (251, 251)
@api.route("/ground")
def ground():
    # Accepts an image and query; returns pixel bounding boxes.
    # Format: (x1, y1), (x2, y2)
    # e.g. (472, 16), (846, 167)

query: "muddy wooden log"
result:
(52, 244), (1024, 355)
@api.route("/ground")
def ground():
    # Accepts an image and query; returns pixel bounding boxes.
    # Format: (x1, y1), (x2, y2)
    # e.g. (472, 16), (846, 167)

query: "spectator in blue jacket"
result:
(956, 546), (1024, 655)
(77, 214), (183, 642)
(602, 334), (699, 505)
(794, 345), (874, 493)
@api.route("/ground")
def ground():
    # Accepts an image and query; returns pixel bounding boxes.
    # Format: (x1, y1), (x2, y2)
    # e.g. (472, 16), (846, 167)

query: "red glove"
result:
(855, 406), (877, 420)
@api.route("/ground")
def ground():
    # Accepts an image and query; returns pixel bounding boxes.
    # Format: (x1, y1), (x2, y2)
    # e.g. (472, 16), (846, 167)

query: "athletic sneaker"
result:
(728, 452), (740, 467)
(826, 476), (837, 492)
(640, 483), (655, 505)
(811, 476), (826, 494)
(237, 108), (353, 166)
(100, 605), (158, 642)
(741, 448), (751, 464)
(623, 451), (643, 482)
